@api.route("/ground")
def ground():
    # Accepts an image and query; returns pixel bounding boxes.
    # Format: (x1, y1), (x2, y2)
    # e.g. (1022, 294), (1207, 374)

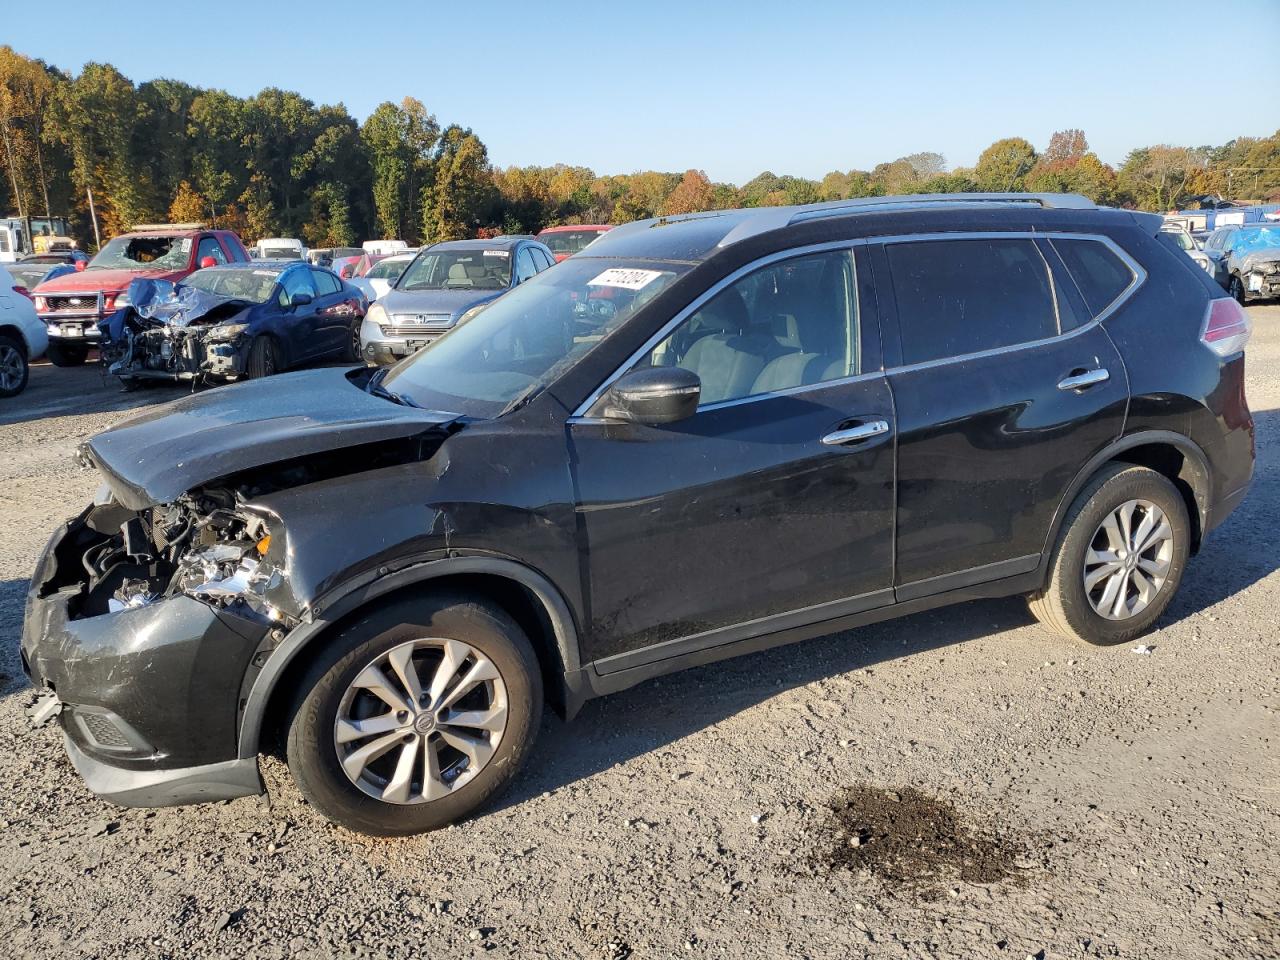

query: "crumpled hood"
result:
(83, 367), (460, 509)
(35, 267), (186, 294)
(378, 287), (504, 320)
(1240, 249), (1280, 269)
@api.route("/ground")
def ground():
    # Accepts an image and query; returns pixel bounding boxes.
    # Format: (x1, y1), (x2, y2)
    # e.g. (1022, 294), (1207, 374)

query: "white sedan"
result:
(349, 253), (415, 302)
(0, 264), (48, 397)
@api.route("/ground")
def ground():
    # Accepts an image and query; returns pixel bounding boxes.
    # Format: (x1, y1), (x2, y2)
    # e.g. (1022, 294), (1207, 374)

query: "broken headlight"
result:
(204, 322), (250, 343)
(175, 513), (285, 622)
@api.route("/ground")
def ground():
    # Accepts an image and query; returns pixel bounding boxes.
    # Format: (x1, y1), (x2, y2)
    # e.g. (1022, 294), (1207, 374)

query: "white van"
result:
(361, 239), (409, 256)
(253, 237), (306, 260)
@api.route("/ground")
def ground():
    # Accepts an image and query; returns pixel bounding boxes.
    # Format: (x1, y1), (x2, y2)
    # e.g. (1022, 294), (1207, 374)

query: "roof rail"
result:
(717, 193), (1096, 248)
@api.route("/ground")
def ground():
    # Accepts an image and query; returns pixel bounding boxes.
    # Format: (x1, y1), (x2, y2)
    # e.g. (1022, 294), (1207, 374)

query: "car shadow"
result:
(495, 405), (1280, 809)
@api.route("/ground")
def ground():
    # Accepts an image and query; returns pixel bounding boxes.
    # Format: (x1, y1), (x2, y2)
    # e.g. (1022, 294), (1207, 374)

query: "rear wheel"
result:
(0, 335), (29, 398)
(1028, 464), (1190, 645)
(46, 341), (89, 367)
(246, 336), (279, 379)
(285, 595), (542, 836)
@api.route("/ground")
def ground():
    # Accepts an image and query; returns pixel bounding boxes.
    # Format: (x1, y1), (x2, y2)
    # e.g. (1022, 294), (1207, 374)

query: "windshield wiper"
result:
(366, 367), (420, 408)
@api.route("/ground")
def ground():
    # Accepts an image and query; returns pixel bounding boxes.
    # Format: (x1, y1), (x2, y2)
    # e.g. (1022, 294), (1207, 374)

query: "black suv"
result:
(22, 194), (1254, 836)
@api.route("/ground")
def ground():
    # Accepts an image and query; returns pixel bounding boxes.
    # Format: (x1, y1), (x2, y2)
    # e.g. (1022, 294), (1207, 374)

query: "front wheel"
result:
(46, 341), (89, 367)
(0, 335), (29, 398)
(344, 321), (363, 363)
(286, 595), (543, 836)
(1229, 274), (1249, 305)
(1028, 464), (1190, 645)
(246, 336), (279, 379)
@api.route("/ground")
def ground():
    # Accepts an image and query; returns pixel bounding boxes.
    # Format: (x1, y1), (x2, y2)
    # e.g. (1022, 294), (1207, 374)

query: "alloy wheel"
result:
(0, 345), (23, 392)
(334, 637), (509, 804)
(1083, 498), (1174, 621)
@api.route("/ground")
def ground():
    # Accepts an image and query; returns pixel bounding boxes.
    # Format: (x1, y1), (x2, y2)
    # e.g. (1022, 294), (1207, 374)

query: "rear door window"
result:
(1049, 238), (1135, 318)
(884, 238), (1066, 365)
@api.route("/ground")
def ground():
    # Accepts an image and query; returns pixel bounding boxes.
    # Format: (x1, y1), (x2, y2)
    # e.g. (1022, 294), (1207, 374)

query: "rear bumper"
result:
(64, 732), (262, 807)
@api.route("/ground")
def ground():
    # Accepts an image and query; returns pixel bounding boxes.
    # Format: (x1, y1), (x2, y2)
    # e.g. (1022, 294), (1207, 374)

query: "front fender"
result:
(235, 552), (584, 758)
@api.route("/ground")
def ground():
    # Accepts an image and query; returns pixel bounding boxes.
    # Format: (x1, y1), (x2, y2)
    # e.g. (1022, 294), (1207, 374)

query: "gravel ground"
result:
(0, 311), (1276, 960)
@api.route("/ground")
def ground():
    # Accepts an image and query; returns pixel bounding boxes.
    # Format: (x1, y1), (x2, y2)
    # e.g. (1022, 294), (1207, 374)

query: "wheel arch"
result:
(238, 555), (584, 760)
(0, 324), (29, 356)
(1038, 430), (1211, 582)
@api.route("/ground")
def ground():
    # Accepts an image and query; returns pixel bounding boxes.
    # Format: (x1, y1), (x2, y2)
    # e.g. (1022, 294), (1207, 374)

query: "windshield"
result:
(398, 249), (513, 291)
(182, 267), (280, 303)
(382, 258), (688, 417)
(538, 229), (609, 257)
(260, 246), (300, 260)
(1163, 230), (1193, 251)
(90, 235), (191, 271)
(368, 258), (410, 280)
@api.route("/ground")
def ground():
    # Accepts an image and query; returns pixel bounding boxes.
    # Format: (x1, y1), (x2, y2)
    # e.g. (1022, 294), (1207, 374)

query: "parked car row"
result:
(10, 219), (682, 397)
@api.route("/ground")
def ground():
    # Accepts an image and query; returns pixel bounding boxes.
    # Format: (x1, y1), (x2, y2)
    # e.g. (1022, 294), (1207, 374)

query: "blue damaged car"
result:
(99, 261), (367, 387)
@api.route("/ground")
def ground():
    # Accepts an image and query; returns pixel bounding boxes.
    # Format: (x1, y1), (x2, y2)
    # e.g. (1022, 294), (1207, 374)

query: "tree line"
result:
(2, 46), (1278, 252)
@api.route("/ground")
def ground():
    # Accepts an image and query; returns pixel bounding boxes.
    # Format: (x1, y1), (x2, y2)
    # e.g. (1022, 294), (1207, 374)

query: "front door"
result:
(568, 246), (897, 671)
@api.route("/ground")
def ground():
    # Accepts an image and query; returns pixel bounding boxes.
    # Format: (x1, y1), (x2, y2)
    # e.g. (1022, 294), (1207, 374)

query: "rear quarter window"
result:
(1049, 239), (1134, 317)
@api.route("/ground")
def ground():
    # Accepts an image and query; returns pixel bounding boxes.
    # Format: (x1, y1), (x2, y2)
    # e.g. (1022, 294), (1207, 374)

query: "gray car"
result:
(359, 237), (556, 364)
(1201, 223), (1280, 303)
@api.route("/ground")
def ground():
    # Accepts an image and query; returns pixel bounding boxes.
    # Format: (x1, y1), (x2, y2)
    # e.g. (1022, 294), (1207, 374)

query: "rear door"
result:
(568, 245), (897, 671)
(875, 233), (1131, 597)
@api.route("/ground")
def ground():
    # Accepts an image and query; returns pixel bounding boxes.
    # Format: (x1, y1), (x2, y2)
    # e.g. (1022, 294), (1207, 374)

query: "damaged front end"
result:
(21, 483), (290, 805)
(98, 279), (255, 386)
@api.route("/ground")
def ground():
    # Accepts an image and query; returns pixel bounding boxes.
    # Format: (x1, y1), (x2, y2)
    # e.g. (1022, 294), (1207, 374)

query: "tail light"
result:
(1201, 296), (1251, 357)
(12, 285), (31, 300)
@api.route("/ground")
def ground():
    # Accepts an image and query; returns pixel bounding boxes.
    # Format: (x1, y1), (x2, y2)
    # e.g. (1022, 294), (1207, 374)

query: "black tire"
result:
(344, 320), (362, 363)
(117, 376), (143, 392)
(246, 336), (279, 379)
(46, 341), (89, 367)
(286, 594), (543, 836)
(0, 334), (29, 398)
(1028, 464), (1190, 645)
(1229, 274), (1249, 305)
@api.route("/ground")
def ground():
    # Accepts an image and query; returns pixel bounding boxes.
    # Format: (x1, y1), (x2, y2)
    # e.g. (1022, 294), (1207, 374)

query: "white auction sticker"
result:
(482, 249), (510, 257)
(587, 268), (665, 290)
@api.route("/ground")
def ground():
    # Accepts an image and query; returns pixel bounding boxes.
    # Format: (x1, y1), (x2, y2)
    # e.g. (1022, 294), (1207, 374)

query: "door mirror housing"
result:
(291, 292), (314, 307)
(598, 367), (700, 425)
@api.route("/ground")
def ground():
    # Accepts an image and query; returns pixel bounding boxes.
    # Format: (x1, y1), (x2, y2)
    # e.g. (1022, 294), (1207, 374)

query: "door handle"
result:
(821, 419), (890, 446)
(1057, 368), (1110, 392)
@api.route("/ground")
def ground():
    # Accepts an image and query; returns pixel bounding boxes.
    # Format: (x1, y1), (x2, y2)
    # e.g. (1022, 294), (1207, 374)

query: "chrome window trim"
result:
(880, 231), (1145, 376)
(569, 238), (869, 420)
(568, 230), (1145, 421)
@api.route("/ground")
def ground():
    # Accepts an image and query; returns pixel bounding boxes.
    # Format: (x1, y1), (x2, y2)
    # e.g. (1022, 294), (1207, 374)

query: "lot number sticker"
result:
(587, 268), (665, 290)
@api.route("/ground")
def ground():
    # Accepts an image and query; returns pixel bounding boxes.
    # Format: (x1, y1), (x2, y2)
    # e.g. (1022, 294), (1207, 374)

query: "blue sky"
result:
(5, 0), (1278, 184)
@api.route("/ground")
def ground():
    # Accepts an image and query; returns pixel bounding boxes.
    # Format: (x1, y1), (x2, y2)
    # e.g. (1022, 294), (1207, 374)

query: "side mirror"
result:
(598, 367), (700, 425)
(200, 256), (218, 269)
(291, 292), (314, 307)
(75, 259), (87, 272)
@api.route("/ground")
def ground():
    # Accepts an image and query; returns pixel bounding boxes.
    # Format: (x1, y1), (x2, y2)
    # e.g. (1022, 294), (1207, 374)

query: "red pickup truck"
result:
(32, 225), (251, 366)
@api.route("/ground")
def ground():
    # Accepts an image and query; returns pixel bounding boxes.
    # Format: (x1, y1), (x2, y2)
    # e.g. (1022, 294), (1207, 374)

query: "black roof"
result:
(580, 193), (1147, 263)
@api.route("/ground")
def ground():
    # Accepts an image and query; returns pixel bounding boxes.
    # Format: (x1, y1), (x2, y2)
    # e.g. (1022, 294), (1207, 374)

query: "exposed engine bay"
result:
(45, 485), (288, 627)
(98, 278), (256, 386)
